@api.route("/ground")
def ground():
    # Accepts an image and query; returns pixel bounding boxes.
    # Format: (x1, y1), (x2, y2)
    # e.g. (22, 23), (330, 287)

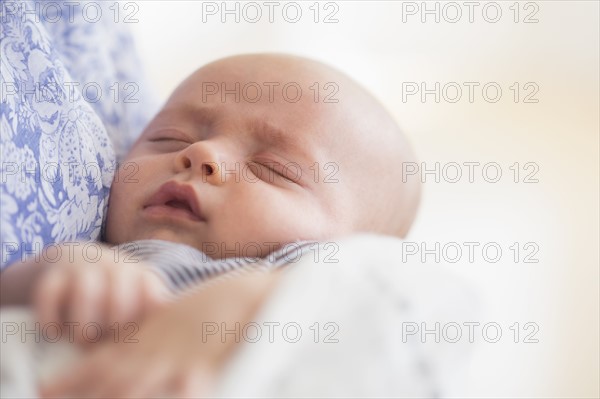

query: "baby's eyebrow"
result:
(250, 119), (291, 147)
(249, 119), (312, 160)
(190, 105), (219, 127)
(183, 105), (312, 160)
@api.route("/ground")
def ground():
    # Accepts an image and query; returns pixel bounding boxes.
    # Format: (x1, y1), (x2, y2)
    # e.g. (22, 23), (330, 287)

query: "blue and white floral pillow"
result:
(0, 1), (158, 269)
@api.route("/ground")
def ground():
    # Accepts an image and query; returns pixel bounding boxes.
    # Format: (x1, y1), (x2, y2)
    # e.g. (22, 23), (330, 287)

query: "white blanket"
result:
(0, 234), (479, 398)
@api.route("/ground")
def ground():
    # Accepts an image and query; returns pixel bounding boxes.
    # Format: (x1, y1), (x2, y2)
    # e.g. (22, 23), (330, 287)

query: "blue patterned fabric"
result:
(0, 1), (158, 269)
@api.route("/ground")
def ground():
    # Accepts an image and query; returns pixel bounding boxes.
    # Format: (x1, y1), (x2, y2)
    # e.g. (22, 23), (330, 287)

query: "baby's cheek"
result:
(261, 204), (324, 242)
(105, 163), (147, 240)
(108, 173), (136, 214)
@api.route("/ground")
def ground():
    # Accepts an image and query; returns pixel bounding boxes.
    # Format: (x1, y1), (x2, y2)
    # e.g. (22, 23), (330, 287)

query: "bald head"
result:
(168, 53), (421, 238)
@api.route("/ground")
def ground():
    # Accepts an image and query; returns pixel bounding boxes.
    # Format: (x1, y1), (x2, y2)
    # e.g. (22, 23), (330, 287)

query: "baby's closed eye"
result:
(146, 130), (194, 152)
(248, 160), (302, 185)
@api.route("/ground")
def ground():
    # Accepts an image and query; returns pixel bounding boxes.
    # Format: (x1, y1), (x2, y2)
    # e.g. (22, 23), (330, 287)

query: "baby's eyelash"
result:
(149, 137), (190, 143)
(146, 136), (192, 153)
(147, 128), (194, 143)
(250, 160), (300, 184)
(266, 164), (289, 179)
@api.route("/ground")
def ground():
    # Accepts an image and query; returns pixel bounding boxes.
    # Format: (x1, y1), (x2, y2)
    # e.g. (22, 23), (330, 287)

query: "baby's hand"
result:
(32, 242), (171, 345)
(40, 272), (281, 398)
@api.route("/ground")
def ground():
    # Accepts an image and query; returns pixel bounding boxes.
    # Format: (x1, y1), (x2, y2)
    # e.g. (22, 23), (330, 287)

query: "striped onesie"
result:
(112, 239), (317, 293)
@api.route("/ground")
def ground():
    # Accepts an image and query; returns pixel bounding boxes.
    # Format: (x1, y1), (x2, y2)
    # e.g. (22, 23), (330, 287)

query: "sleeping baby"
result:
(0, 53), (421, 397)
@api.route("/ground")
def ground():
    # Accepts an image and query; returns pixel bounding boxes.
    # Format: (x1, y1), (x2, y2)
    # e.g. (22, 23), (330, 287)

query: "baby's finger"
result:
(106, 266), (140, 327)
(68, 267), (106, 342)
(34, 268), (70, 328)
(141, 271), (172, 315)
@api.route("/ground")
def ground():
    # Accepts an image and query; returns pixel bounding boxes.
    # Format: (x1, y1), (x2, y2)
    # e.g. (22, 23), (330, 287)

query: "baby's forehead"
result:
(165, 77), (355, 145)
(161, 55), (393, 164)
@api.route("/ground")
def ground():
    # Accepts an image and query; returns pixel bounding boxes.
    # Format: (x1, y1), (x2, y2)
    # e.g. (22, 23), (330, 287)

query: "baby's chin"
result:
(134, 228), (203, 248)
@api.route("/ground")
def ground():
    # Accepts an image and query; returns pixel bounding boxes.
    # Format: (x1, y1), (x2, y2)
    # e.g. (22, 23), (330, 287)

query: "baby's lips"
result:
(145, 180), (205, 221)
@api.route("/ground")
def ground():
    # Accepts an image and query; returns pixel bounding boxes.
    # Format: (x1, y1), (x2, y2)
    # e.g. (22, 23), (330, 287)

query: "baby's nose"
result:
(174, 141), (224, 185)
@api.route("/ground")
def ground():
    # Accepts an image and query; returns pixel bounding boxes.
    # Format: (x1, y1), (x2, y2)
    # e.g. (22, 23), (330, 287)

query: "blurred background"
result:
(128, 1), (599, 397)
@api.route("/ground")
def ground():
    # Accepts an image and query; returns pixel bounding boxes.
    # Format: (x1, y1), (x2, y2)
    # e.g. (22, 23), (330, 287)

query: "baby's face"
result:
(105, 55), (365, 258)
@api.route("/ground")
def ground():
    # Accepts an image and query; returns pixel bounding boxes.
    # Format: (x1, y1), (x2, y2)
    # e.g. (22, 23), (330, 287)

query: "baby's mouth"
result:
(165, 199), (193, 211)
(143, 181), (205, 222)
